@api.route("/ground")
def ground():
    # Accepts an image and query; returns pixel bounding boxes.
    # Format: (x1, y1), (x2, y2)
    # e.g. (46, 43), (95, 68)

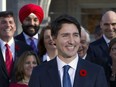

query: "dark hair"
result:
(109, 38), (116, 52)
(38, 25), (51, 58)
(51, 14), (81, 38)
(0, 11), (14, 17)
(15, 51), (40, 82)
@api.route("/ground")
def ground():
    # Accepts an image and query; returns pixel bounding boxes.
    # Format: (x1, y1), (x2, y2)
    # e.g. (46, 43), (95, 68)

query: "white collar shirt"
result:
(103, 34), (110, 46)
(0, 38), (15, 61)
(43, 53), (51, 62)
(57, 54), (79, 87)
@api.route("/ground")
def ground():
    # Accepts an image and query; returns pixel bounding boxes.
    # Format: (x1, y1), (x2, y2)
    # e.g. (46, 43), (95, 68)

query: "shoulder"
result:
(79, 58), (104, 72)
(90, 37), (105, 46)
(14, 39), (32, 50)
(15, 32), (24, 38)
(33, 58), (56, 73)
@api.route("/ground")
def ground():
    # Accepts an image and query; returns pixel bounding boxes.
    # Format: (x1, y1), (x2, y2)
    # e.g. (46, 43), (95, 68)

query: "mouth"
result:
(4, 29), (11, 32)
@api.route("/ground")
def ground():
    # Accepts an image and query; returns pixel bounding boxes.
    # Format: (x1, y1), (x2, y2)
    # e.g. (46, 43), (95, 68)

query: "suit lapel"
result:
(0, 47), (9, 77)
(73, 58), (88, 87)
(48, 58), (61, 87)
(99, 37), (109, 55)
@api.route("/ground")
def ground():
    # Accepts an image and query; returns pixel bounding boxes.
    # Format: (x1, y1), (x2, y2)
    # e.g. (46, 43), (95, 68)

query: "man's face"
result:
(78, 32), (89, 58)
(0, 16), (16, 41)
(100, 14), (116, 40)
(54, 23), (80, 60)
(22, 14), (40, 37)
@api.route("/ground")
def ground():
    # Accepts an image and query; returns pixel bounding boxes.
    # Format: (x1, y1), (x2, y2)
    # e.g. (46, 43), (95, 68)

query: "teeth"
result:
(67, 46), (74, 49)
(5, 29), (10, 32)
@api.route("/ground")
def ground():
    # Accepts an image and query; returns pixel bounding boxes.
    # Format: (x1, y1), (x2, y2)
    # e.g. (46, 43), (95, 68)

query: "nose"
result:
(49, 36), (53, 41)
(30, 19), (35, 25)
(68, 36), (75, 44)
(109, 24), (113, 30)
(30, 63), (36, 68)
(6, 22), (11, 27)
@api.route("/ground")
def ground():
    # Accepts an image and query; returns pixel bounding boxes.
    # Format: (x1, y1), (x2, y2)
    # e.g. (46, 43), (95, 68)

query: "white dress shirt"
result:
(0, 38), (15, 61)
(103, 34), (110, 46)
(57, 54), (79, 87)
(43, 53), (51, 62)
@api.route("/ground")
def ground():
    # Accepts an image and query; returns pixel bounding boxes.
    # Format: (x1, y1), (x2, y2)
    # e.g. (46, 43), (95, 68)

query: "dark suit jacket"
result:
(87, 36), (111, 64)
(15, 32), (40, 54)
(15, 32), (39, 44)
(87, 36), (111, 83)
(0, 39), (32, 87)
(14, 32), (27, 43)
(29, 58), (108, 87)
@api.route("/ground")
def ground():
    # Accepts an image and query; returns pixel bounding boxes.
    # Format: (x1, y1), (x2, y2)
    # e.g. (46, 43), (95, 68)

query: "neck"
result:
(22, 76), (30, 84)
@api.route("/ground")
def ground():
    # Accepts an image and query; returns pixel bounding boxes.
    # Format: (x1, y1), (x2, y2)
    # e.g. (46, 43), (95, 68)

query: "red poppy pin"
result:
(79, 69), (87, 77)
(15, 45), (20, 51)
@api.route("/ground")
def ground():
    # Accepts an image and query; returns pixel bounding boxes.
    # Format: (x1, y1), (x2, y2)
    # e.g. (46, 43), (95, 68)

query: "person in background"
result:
(15, 3), (44, 54)
(87, 10), (116, 82)
(93, 25), (103, 41)
(0, 11), (32, 87)
(9, 51), (40, 87)
(78, 26), (91, 61)
(29, 14), (108, 87)
(38, 25), (57, 62)
(109, 38), (116, 87)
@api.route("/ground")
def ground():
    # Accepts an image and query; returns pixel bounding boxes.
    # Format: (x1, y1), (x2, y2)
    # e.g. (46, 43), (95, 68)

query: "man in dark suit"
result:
(15, 3), (44, 54)
(0, 11), (32, 87)
(29, 15), (108, 87)
(87, 10), (116, 83)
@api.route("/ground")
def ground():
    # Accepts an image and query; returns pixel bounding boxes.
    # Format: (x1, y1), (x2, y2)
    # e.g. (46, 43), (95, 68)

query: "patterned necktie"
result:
(30, 38), (37, 53)
(5, 44), (13, 76)
(63, 65), (72, 87)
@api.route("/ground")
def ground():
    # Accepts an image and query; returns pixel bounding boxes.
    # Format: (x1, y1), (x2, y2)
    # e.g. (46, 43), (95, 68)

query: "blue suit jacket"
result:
(0, 39), (32, 87)
(87, 36), (111, 82)
(29, 57), (108, 87)
(87, 36), (111, 64)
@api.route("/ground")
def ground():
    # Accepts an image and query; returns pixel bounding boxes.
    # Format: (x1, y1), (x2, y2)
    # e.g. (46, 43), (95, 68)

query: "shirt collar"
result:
(43, 53), (51, 62)
(103, 34), (110, 44)
(23, 32), (38, 40)
(57, 54), (79, 71)
(0, 37), (14, 48)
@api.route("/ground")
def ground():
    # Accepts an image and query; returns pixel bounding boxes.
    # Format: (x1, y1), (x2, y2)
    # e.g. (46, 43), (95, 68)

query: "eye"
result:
(111, 47), (116, 52)
(34, 18), (39, 22)
(33, 61), (37, 65)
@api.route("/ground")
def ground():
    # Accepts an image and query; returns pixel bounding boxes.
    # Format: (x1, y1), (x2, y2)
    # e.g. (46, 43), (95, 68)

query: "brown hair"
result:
(14, 51), (40, 82)
(109, 38), (116, 52)
(38, 25), (51, 58)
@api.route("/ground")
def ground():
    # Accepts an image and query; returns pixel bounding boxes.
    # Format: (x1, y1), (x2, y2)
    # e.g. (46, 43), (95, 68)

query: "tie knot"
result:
(5, 44), (9, 48)
(63, 65), (70, 72)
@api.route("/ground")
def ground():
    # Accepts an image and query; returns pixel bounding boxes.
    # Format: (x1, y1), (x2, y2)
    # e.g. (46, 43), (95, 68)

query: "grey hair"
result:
(81, 26), (91, 43)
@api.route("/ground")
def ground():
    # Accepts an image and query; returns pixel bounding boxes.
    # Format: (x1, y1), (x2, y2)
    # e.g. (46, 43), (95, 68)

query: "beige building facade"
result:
(6, 0), (116, 39)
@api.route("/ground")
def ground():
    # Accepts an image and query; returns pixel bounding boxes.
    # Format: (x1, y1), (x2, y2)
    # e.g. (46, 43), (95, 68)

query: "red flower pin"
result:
(15, 45), (20, 51)
(79, 69), (87, 77)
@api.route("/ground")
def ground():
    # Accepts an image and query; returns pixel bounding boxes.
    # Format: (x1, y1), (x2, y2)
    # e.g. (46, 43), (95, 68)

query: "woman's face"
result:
(110, 43), (116, 60)
(44, 29), (56, 50)
(24, 55), (37, 78)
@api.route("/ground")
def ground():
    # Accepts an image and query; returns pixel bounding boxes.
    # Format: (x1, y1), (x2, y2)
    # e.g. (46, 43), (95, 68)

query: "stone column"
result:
(0, 0), (6, 11)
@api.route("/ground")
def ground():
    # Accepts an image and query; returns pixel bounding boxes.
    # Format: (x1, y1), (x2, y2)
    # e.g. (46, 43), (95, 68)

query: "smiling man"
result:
(29, 14), (108, 87)
(78, 27), (90, 60)
(15, 3), (44, 54)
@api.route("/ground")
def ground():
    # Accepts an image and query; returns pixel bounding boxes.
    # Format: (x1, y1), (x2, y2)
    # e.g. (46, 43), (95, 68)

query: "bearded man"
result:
(15, 3), (44, 54)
